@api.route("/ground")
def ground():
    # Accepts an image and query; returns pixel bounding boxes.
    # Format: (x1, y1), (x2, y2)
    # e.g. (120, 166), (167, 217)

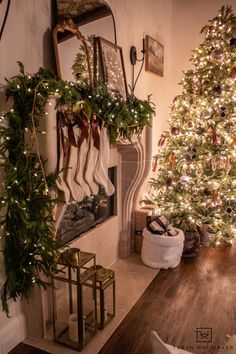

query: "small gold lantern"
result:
(52, 248), (97, 351)
(96, 266), (115, 330)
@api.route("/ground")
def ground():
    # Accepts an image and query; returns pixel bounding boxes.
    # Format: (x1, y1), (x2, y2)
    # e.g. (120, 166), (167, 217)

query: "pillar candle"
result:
(68, 313), (85, 343)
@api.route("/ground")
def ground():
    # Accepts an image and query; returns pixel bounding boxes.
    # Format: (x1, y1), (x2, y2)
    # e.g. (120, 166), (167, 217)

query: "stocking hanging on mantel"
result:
(57, 123), (72, 203)
(66, 125), (85, 202)
(84, 121), (100, 196)
(74, 124), (91, 198)
(94, 124), (115, 197)
(57, 110), (115, 203)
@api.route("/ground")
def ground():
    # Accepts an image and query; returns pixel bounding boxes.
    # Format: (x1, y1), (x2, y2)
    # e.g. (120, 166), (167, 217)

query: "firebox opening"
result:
(56, 167), (117, 244)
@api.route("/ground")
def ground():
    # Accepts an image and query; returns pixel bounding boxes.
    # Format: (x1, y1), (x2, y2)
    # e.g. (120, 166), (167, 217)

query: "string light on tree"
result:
(150, 6), (236, 246)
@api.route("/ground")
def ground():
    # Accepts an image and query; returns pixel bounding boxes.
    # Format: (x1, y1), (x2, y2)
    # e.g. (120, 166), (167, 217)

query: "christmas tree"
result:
(150, 6), (236, 245)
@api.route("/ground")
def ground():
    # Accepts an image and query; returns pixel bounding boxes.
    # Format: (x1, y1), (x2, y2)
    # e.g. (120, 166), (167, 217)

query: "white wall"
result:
(108, 0), (173, 153)
(0, 0), (52, 346)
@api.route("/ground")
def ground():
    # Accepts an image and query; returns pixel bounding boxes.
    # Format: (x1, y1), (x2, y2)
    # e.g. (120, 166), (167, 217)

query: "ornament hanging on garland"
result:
(187, 147), (197, 159)
(210, 49), (223, 61)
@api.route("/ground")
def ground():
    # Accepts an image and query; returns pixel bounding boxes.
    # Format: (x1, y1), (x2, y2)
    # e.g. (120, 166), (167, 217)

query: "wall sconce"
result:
(130, 38), (146, 94)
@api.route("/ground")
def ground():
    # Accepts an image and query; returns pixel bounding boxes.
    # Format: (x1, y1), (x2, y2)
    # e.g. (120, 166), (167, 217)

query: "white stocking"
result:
(74, 128), (91, 197)
(94, 125), (115, 196)
(84, 125), (100, 195)
(66, 126), (84, 202)
(56, 125), (71, 203)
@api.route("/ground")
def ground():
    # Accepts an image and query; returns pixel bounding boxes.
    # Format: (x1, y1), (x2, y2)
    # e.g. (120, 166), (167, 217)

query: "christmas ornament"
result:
(213, 86), (222, 95)
(231, 67), (236, 78)
(166, 177), (172, 186)
(152, 159), (158, 172)
(210, 49), (223, 60)
(187, 121), (193, 128)
(220, 107), (226, 117)
(158, 135), (166, 147)
(225, 206), (234, 216)
(212, 190), (222, 206)
(211, 156), (231, 172)
(226, 78), (235, 86)
(180, 175), (191, 184)
(187, 147), (197, 159)
(203, 110), (211, 119)
(171, 127), (179, 135)
(229, 38), (236, 46)
(204, 188), (211, 196)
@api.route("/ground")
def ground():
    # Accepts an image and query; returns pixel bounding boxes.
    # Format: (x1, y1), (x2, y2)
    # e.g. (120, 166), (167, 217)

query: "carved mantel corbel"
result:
(116, 134), (146, 257)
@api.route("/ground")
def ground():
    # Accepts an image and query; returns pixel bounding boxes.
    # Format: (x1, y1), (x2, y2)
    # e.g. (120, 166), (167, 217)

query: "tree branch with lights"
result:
(150, 6), (236, 246)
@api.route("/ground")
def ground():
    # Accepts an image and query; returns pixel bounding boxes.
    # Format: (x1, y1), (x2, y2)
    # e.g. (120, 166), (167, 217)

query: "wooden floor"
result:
(99, 246), (236, 354)
(9, 343), (51, 354)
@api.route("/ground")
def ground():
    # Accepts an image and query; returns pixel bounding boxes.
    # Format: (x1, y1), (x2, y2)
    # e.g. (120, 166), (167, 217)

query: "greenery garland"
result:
(0, 63), (64, 315)
(0, 63), (155, 313)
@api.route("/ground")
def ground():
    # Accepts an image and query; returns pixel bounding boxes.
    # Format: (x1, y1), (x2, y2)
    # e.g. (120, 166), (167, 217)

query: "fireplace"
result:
(56, 167), (117, 244)
(23, 98), (153, 340)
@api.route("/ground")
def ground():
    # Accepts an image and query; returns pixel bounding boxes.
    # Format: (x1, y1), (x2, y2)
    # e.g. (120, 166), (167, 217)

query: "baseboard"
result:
(0, 314), (26, 354)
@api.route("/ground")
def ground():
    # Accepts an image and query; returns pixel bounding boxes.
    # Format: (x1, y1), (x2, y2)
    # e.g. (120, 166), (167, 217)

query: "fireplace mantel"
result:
(23, 98), (152, 338)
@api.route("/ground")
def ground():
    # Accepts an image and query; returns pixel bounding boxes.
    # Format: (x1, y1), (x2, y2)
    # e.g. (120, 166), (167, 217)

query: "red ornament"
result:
(171, 127), (180, 135)
(231, 67), (236, 78)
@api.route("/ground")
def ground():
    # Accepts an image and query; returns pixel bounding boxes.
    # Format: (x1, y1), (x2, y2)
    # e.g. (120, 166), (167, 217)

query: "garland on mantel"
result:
(0, 63), (155, 313)
(40, 66), (155, 144)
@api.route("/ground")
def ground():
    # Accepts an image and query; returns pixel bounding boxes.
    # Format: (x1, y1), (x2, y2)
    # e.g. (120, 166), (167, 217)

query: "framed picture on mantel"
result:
(97, 36), (128, 100)
(145, 35), (164, 76)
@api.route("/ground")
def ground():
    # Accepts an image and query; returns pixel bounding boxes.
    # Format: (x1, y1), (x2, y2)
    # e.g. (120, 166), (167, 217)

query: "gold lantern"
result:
(52, 248), (97, 351)
(96, 266), (115, 330)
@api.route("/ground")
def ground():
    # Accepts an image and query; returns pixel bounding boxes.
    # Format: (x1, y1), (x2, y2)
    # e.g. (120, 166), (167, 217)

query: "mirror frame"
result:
(53, 20), (93, 83)
(52, 0), (117, 45)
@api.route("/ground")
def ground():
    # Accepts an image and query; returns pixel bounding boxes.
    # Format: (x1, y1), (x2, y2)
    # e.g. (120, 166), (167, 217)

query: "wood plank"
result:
(9, 343), (51, 354)
(99, 246), (236, 354)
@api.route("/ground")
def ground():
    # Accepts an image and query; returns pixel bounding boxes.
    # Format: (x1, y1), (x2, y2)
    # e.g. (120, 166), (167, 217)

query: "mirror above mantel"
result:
(53, 0), (117, 82)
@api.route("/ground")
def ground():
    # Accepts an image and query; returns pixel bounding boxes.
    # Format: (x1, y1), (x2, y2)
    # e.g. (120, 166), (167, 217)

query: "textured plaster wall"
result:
(0, 0), (53, 333)
(108, 0), (173, 154)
